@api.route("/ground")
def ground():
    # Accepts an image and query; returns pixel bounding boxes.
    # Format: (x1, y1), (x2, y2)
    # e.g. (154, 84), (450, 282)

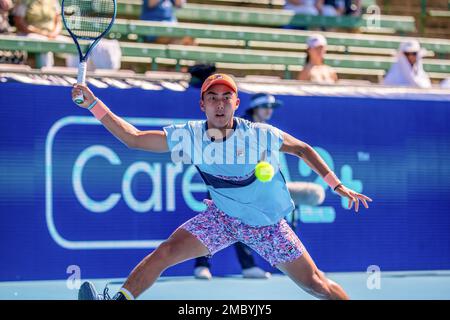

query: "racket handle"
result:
(74, 62), (87, 105)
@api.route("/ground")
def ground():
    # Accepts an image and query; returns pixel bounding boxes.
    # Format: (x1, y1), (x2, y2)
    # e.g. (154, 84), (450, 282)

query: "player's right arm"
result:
(72, 84), (169, 153)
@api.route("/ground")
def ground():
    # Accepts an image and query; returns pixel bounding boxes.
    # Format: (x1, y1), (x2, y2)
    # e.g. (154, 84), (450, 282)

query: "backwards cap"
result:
(200, 73), (238, 97)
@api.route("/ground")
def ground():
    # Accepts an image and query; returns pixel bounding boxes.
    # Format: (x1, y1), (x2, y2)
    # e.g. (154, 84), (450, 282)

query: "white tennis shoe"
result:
(194, 266), (213, 280)
(242, 267), (271, 279)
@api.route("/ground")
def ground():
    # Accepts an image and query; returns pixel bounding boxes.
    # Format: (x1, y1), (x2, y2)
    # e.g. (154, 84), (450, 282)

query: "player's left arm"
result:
(280, 131), (372, 212)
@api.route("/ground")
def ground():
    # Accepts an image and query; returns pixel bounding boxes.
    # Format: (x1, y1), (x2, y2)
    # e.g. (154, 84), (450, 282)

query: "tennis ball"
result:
(255, 161), (275, 182)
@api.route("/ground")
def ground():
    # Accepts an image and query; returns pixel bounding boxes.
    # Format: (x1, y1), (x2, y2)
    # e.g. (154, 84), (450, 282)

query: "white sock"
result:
(119, 287), (135, 300)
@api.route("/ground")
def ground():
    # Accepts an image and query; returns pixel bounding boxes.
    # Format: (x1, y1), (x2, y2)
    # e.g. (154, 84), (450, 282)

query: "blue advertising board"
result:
(1, 82), (449, 281)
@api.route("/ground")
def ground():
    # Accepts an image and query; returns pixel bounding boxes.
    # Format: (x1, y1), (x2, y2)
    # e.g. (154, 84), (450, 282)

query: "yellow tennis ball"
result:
(255, 161), (274, 182)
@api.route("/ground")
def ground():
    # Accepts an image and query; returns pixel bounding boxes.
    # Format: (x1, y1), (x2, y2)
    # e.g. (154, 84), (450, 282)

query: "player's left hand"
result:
(334, 185), (372, 213)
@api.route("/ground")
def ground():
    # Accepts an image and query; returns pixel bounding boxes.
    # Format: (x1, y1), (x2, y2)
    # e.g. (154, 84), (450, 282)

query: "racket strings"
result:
(63, 0), (115, 39)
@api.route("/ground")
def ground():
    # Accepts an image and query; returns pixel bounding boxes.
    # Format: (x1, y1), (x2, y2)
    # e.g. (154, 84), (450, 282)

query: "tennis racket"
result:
(62, 0), (117, 104)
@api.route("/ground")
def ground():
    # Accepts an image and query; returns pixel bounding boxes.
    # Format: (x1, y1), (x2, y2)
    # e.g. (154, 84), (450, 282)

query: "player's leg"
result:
(242, 219), (349, 300)
(121, 228), (210, 298)
(78, 226), (208, 300)
(276, 249), (350, 300)
(121, 200), (237, 299)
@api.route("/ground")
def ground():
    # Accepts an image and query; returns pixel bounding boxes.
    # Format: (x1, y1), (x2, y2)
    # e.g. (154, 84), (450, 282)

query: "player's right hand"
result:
(72, 84), (96, 108)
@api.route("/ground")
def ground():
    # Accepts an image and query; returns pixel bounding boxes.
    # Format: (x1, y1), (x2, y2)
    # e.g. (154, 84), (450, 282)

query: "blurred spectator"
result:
(298, 34), (338, 84)
(188, 62), (216, 88)
(440, 78), (450, 89)
(141, 0), (182, 23)
(66, 39), (122, 71)
(383, 40), (432, 89)
(316, 0), (361, 16)
(1, 0), (28, 65)
(89, 39), (121, 71)
(12, 0), (73, 67)
(343, 0), (362, 16)
(0, 0), (13, 33)
(317, 0), (345, 16)
(141, 0), (194, 45)
(285, 0), (320, 15)
(284, 1), (361, 18)
(242, 93), (283, 123)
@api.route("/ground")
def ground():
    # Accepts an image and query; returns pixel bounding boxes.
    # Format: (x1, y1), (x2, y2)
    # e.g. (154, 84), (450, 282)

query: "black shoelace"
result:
(100, 286), (112, 300)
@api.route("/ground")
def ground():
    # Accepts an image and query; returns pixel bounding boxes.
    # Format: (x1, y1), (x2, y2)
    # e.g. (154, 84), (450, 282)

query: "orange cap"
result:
(200, 73), (238, 98)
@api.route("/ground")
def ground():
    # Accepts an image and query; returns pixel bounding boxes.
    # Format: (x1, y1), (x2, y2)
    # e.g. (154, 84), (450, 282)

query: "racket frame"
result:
(61, 0), (117, 104)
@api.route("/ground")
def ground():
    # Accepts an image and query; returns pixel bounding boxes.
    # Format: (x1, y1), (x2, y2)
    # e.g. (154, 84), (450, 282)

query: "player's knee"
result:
(152, 241), (175, 266)
(153, 240), (183, 267)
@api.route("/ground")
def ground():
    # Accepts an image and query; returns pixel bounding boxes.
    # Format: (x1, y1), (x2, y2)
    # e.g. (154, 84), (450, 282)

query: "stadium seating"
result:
(180, 0), (376, 9)
(103, 19), (449, 56)
(115, 1), (417, 33)
(1, 35), (448, 80)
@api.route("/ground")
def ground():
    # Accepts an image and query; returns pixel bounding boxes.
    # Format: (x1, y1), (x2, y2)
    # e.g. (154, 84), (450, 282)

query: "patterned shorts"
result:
(179, 199), (305, 267)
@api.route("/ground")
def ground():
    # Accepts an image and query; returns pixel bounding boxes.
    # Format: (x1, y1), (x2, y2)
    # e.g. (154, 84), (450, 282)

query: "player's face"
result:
(200, 84), (240, 128)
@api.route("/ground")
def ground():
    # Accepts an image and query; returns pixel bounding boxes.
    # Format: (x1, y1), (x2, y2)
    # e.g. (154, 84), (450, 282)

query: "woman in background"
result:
(298, 34), (338, 84)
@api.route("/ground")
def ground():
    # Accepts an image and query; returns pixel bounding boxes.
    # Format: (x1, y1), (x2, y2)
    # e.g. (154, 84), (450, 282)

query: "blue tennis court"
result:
(1, 271), (450, 300)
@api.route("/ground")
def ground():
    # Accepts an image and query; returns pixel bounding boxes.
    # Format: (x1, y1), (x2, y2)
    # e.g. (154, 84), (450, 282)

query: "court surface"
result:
(1, 271), (450, 300)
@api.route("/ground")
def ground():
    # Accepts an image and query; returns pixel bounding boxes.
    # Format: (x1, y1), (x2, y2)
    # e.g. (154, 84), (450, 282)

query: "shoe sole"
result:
(78, 281), (98, 300)
(195, 276), (212, 280)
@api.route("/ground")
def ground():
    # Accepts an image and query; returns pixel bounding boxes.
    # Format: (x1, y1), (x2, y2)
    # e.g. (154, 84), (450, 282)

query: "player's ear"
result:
(200, 99), (205, 112)
(235, 98), (240, 110)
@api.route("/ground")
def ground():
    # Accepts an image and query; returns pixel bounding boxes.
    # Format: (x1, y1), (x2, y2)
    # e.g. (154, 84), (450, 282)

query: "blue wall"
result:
(1, 82), (449, 281)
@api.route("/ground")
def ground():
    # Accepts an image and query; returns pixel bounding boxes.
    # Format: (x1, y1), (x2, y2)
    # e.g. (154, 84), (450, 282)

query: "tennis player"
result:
(73, 73), (372, 300)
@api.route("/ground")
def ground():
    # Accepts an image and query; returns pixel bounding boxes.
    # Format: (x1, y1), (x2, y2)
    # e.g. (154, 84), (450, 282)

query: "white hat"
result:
(399, 39), (427, 58)
(307, 34), (327, 48)
(399, 40), (421, 53)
